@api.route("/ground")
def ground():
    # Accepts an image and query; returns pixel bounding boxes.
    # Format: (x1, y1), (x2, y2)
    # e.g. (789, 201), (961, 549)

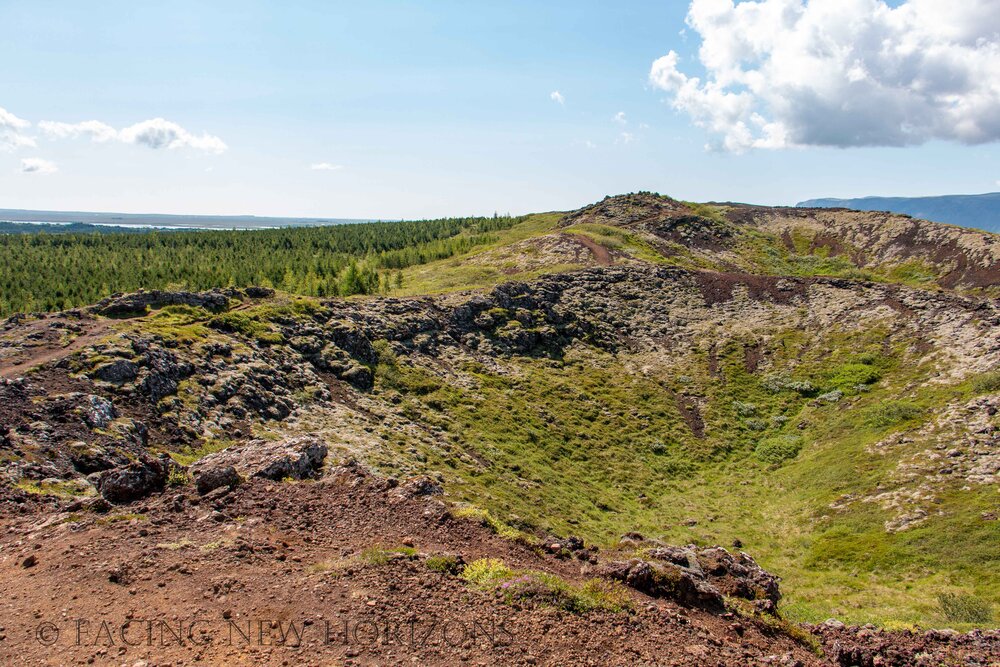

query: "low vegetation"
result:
(461, 558), (632, 614)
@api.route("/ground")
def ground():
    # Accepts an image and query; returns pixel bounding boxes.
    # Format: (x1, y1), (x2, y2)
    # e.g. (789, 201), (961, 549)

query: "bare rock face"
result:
(192, 437), (328, 483)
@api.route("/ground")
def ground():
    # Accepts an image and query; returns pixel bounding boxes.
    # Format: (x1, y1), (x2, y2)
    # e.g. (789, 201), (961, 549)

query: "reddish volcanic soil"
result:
(2, 464), (998, 666)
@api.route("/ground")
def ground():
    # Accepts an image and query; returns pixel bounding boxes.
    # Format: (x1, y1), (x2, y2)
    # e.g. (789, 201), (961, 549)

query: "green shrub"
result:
(462, 558), (514, 589)
(426, 554), (463, 575)
(937, 592), (993, 624)
(576, 578), (634, 613)
(452, 505), (529, 542)
(166, 467), (192, 487)
(755, 435), (804, 465)
(762, 374), (816, 395)
(827, 363), (881, 390)
(865, 401), (923, 428)
(497, 572), (633, 613)
(972, 371), (1000, 394)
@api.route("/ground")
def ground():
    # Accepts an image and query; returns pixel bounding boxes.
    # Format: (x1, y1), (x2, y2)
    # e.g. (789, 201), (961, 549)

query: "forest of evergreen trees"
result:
(0, 214), (521, 316)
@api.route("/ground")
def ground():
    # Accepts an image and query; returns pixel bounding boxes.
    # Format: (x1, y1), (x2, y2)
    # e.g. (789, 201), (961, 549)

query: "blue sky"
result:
(1, 0), (998, 218)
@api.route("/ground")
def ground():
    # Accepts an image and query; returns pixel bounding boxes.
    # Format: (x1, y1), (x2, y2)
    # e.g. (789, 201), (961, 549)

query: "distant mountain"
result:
(797, 192), (1000, 233)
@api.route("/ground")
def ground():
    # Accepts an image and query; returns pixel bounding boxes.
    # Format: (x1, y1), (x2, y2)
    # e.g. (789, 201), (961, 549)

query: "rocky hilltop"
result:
(1, 193), (999, 665)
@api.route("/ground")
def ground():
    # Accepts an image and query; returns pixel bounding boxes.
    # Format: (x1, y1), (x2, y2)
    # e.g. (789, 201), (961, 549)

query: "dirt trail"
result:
(0, 317), (112, 379)
(563, 233), (612, 266)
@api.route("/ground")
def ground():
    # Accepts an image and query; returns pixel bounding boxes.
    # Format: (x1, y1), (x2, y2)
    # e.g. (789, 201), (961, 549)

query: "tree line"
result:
(0, 214), (521, 316)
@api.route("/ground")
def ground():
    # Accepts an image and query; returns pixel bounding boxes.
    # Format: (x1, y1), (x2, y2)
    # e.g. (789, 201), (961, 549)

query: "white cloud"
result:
(38, 120), (117, 143)
(20, 157), (57, 174)
(0, 107), (34, 151)
(618, 132), (635, 144)
(550, 91), (565, 105)
(650, 0), (1000, 152)
(614, 111), (627, 125)
(118, 118), (227, 154)
(310, 162), (343, 171)
(34, 114), (227, 154)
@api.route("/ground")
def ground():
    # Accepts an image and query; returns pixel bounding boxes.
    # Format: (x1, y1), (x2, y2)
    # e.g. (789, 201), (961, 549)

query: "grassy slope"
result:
(362, 312), (999, 628)
(392, 204), (969, 300)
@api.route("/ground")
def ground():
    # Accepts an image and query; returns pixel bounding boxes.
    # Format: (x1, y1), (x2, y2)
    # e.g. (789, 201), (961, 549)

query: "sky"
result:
(1, 0), (998, 219)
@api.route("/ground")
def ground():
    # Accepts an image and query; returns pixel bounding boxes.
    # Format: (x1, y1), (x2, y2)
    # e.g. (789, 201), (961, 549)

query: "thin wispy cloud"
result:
(550, 91), (565, 105)
(310, 162), (343, 171)
(38, 120), (118, 143)
(651, 0), (1000, 152)
(613, 111), (627, 125)
(20, 157), (57, 174)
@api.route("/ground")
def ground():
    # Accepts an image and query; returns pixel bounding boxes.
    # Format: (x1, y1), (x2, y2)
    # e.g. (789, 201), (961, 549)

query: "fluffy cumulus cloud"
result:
(550, 90), (565, 105)
(35, 116), (227, 154)
(20, 157), (57, 174)
(117, 118), (227, 154)
(650, 0), (1000, 152)
(0, 107), (35, 151)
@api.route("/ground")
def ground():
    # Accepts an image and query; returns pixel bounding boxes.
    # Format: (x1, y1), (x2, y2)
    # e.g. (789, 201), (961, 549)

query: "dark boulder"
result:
(96, 455), (170, 504)
(597, 558), (725, 613)
(92, 360), (138, 383)
(194, 465), (242, 495)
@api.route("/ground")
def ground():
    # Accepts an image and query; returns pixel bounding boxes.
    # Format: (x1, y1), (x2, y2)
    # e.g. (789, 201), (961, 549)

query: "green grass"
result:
(460, 558), (633, 614)
(359, 544), (418, 566)
(451, 504), (532, 542)
(15, 479), (95, 498)
(938, 592), (994, 624)
(354, 317), (1000, 628)
(972, 370), (1000, 394)
(394, 213), (567, 295)
(167, 438), (235, 466)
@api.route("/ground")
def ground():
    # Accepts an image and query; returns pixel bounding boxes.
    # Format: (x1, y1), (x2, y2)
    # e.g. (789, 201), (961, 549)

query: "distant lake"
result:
(0, 208), (378, 232)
